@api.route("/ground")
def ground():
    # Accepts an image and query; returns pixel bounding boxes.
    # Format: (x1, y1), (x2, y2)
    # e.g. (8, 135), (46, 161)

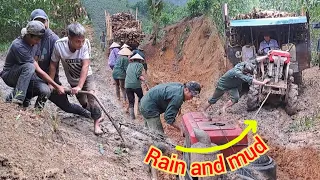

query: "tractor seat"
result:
(242, 45), (256, 62)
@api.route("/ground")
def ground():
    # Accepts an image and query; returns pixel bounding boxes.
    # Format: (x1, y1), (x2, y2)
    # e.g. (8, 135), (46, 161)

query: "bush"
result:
(0, 0), (87, 42)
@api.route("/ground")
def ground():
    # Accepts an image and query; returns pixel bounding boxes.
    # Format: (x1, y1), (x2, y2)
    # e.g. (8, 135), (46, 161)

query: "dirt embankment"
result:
(144, 15), (320, 179)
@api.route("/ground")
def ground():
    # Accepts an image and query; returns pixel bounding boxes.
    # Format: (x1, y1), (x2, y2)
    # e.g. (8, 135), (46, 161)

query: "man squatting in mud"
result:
(202, 55), (271, 115)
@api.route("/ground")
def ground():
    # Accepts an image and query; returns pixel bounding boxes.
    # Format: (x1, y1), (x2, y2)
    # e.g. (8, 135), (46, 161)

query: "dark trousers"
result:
(126, 88), (143, 108)
(1, 63), (35, 101)
(24, 74), (51, 109)
(49, 93), (91, 118)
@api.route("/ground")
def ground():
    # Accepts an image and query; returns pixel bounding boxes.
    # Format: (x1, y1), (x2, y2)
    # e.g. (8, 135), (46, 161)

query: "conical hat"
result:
(109, 42), (120, 49)
(130, 53), (144, 60)
(118, 47), (132, 56)
(121, 44), (130, 49)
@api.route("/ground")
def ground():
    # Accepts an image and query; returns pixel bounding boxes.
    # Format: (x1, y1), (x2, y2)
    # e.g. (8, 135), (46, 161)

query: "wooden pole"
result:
(136, 7), (138, 20)
(109, 13), (113, 40)
(105, 10), (108, 42)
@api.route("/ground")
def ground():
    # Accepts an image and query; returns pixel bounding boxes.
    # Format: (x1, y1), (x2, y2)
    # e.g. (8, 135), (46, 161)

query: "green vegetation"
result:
(81, 0), (130, 41)
(130, 0), (188, 39)
(0, 42), (10, 53)
(0, 0), (88, 43)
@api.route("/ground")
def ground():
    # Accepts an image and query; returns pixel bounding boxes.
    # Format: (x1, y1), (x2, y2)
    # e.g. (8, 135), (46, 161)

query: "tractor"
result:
(222, 5), (311, 115)
(247, 49), (298, 115)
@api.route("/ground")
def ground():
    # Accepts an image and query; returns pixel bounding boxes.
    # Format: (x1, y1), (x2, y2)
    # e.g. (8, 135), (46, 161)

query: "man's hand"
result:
(71, 86), (81, 95)
(56, 85), (65, 95)
(267, 50), (273, 55)
(171, 121), (181, 132)
(263, 78), (271, 84)
(49, 84), (54, 91)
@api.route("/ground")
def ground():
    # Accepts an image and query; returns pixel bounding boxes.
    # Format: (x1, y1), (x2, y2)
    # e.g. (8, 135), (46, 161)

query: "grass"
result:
(289, 115), (319, 132)
(0, 42), (10, 53)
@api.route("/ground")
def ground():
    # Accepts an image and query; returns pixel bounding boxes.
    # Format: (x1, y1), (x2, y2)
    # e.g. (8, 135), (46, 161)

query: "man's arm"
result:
(71, 59), (89, 94)
(34, 59), (64, 94)
(252, 78), (270, 85)
(78, 59), (90, 89)
(72, 40), (91, 94)
(255, 55), (268, 63)
(164, 97), (183, 131)
(49, 61), (58, 80)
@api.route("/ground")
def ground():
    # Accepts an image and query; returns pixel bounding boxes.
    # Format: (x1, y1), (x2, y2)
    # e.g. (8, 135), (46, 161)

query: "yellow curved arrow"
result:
(175, 120), (257, 154)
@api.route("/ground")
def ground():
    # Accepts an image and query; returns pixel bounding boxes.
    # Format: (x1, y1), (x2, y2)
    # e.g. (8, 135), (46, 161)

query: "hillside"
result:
(143, 15), (320, 179)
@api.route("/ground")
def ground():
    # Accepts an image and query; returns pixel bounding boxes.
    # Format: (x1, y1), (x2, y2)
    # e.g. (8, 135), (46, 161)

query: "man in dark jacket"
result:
(27, 9), (90, 117)
(202, 56), (270, 115)
(140, 81), (201, 134)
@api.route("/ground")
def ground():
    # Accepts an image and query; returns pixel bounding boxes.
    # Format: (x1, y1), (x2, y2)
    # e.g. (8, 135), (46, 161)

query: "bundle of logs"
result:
(233, 8), (298, 20)
(111, 12), (144, 47)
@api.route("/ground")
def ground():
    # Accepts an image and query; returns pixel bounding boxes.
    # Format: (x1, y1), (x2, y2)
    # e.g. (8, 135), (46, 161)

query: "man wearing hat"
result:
(125, 53), (146, 119)
(140, 81), (201, 133)
(112, 47), (132, 104)
(108, 42), (121, 70)
(49, 22), (103, 135)
(202, 56), (270, 115)
(132, 45), (147, 73)
(258, 32), (279, 55)
(121, 43), (130, 49)
(27, 9), (91, 116)
(1, 21), (64, 105)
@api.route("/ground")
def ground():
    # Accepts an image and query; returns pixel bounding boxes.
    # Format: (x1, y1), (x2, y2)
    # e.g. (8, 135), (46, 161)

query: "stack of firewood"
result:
(111, 12), (144, 46)
(233, 8), (297, 20)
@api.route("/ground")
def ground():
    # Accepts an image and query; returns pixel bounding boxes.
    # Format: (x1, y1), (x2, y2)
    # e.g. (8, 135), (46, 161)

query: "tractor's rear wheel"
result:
(247, 85), (260, 111)
(285, 83), (298, 115)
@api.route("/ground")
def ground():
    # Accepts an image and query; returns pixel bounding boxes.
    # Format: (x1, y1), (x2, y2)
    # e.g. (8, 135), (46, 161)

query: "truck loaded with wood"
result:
(105, 11), (145, 49)
(222, 5), (311, 115)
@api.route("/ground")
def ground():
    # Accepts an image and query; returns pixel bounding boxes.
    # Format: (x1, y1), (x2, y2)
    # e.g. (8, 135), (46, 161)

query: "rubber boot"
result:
(137, 102), (141, 115)
(115, 86), (120, 100)
(129, 107), (135, 120)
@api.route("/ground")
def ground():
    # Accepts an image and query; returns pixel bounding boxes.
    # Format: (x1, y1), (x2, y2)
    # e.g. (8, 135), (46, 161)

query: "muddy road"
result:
(0, 38), (152, 179)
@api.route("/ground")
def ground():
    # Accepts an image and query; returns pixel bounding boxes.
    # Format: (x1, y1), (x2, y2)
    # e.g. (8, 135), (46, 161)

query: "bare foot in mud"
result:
(94, 118), (104, 135)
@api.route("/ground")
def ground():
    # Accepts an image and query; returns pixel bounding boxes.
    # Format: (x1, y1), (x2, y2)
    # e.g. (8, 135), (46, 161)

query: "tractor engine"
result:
(267, 50), (291, 82)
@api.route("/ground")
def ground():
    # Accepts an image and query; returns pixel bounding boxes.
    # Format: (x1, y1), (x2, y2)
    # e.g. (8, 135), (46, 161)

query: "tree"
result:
(147, 0), (164, 45)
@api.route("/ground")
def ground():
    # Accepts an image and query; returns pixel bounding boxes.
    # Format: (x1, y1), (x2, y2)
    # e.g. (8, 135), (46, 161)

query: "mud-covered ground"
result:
(0, 28), (152, 179)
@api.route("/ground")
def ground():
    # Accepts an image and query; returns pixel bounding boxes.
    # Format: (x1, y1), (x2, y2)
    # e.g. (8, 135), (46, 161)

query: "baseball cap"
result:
(30, 9), (48, 20)
(26, 21), (45, 36)
(186, 81), (201, 97)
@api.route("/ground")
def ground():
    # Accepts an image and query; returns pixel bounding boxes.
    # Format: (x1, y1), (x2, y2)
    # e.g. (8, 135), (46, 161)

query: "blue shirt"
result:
(108, 48), (120, 67)
(259, 39), (279, 54)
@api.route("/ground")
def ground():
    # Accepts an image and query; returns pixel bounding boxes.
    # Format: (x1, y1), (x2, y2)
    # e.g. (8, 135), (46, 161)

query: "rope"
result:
(253, 90), (271, 119)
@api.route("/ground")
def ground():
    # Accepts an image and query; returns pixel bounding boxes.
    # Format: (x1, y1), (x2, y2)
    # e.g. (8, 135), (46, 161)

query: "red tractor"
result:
(247, 50), (298, 115)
